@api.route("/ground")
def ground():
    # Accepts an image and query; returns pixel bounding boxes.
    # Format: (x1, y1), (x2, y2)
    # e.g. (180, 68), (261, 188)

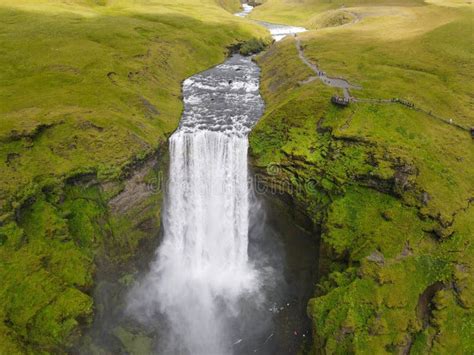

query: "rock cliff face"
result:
(249, 35), (473, 353)
(0, 146), (166, 353)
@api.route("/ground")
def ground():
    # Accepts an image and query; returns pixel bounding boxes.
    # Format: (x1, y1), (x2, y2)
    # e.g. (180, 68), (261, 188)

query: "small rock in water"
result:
(269, 303), (279, 313)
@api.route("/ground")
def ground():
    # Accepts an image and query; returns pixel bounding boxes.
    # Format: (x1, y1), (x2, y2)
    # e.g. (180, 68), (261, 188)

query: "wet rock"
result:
(399, 334), (413, 355)
(108, 158), (157, 215)
(247, 0), (263, 6)
(113, 326), (153, 355)
(5, 153), (20, 166)
(78, 120), (104, 132)
(393, 163), (417, 194)
(453, 263), (472, 308)
(366, 250), (385, 265)
(317, 117), (331, 133)
(432, 225), (454, 239)
(336, 325), (354, 342)
(421, 191), (431, 206)
(455, 263), (468, 273)
(397, 242), (413, 259)
(6, 122), (62, 143)
(416, 281), (444, 327)
(65, 171), (98, 187)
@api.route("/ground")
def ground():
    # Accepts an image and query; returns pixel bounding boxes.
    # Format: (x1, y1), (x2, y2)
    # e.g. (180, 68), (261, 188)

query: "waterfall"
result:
(155, 131), (258, 354)
(128, 55), (265, 354)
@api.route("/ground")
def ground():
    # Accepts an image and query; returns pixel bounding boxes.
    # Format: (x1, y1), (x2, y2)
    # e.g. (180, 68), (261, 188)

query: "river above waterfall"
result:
(177, 55), (264, 134)
(235, 4), (307, 41)
(258, 21), (307, 42)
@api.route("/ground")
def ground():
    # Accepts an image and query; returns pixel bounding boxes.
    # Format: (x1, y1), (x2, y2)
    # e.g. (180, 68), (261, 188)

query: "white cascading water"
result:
(128, 55), (265, 354)
(235, 3), (306, 42)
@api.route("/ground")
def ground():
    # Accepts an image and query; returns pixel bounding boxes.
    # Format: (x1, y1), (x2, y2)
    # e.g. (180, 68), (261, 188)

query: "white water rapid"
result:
(235, 3), (254, 17)
(128, 55), (265, 354)
(235, 3), (307, 41)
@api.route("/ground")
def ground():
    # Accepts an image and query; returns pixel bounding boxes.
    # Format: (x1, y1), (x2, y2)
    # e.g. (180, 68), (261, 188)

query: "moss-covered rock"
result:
(0, 151), (165, 352)
(239, 38), (270, 55)
(249, 7), (474, 352)
(0, 0), (268, 351)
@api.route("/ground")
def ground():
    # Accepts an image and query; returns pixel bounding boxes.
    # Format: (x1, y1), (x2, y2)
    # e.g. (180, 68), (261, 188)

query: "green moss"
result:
(29, 288), (93, 347)
(408, 205), (474, 354)
(324, 187), (435, 260)
(0, 172), (166, 351)
(0, 190), (95, 351)
(0, 0), (269, 351)
(250, 3), (473, 353)
(239, 38), (269, 55)
(113, 326), (153, 355)
(309, 254), (454, 353)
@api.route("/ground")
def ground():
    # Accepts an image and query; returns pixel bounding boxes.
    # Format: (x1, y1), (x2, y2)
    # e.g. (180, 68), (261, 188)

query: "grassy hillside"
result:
(251, 0), (443, 26)
(0, 0), (269, 352)
(0, 0), (267, 211)
(250, 1), (473, 353)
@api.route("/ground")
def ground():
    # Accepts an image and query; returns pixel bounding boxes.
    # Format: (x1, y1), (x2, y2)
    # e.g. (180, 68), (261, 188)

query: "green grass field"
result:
(251, 0), (428, 26)
(250, 0), (473, 353)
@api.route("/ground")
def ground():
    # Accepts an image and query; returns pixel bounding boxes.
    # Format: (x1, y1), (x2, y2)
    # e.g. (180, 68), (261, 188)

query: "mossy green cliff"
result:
(0, 0), (269, 352)
(249, 2), (473, 352)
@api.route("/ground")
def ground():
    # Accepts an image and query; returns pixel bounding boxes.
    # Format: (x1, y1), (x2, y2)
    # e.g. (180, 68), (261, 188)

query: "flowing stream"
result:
(236, 4), (307, 41)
